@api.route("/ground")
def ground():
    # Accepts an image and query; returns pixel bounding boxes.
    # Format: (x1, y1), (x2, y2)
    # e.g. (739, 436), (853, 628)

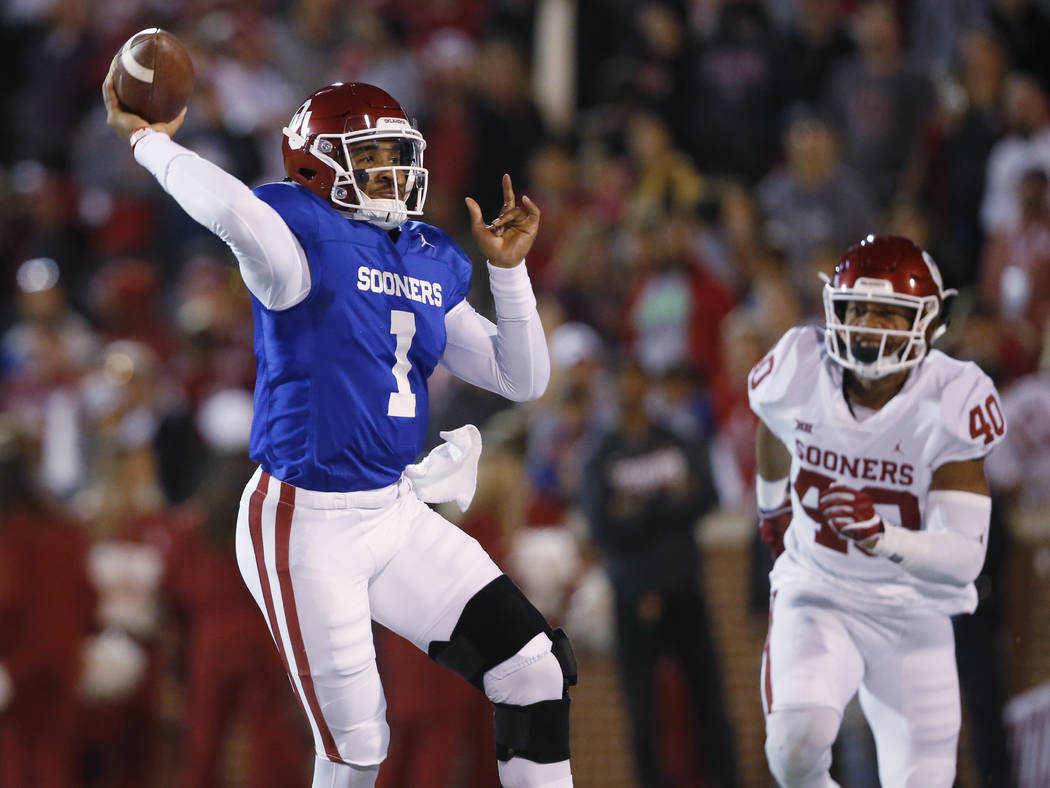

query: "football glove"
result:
(817, 483), (884, 543)
(758, 497), (792, 558)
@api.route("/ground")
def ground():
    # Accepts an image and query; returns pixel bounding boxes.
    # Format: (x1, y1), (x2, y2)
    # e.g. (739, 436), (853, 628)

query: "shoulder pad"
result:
(748, 326), (821, 414)
(938, 360), (1006, 461)
(252, 182), (320, 239)
(407, 221), (472, 308)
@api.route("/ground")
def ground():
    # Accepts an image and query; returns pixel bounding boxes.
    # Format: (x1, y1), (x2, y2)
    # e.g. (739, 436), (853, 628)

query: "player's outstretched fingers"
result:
(466, 196), (504, 238)
(502, 173), (516, 209)
(465, 197), (485, 229)
(521, 194), (541, 227)
(491, 192), (540, 233)
(491, 205), (523, 229)
(522, 193), (540, 214)
(490, 174), (517, 230)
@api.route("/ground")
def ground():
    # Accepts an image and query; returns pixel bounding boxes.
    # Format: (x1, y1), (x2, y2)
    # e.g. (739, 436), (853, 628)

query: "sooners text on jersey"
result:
(247, 182), (472, 492)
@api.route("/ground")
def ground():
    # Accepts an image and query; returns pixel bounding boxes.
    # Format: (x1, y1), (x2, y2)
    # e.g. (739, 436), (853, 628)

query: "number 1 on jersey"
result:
(388, 309), (416, 417)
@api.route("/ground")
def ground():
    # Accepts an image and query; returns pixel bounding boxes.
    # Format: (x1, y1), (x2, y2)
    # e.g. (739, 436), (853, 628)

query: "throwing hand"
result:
(102, 54), (186, 140)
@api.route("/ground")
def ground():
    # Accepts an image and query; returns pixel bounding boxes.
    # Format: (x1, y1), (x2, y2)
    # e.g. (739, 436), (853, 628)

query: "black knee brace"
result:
(427, 575), (579, 763)
(493, 628), (578, 763)
(427, 574), (550, 690)
(549, 627), (578, 688)
(494, 694), (571, 763)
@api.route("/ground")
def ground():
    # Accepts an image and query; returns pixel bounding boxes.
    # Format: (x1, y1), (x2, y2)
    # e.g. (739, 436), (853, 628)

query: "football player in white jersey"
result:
(748, 235), (1006, 787)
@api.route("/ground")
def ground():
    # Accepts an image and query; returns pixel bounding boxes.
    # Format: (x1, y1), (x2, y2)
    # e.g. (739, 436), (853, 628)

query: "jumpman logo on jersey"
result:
(418, 233), (435, 251)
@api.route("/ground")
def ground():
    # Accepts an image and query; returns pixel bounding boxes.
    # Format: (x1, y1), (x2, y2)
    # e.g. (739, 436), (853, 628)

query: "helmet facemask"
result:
(285, 117), (428, 230)
(822, 276), (941, 379)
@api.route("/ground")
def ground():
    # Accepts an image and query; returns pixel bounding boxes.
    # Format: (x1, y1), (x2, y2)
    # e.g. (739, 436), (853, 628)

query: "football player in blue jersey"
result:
(104, 69), (575, 788)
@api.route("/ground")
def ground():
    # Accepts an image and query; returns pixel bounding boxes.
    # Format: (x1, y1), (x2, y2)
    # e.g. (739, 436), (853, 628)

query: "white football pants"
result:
(761, 583), (960, 787)
(234, 467), (502, 767)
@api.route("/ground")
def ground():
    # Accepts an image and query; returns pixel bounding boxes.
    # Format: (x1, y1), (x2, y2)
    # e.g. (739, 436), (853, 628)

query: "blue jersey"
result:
(248, 182), (473, 491)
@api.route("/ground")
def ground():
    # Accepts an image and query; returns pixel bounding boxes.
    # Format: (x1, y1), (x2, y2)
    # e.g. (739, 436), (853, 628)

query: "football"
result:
(113, 28), (194, 124)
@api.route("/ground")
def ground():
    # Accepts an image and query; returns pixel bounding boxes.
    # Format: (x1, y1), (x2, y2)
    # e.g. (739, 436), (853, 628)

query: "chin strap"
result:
(349, 210), (404, 230)
(334, 188), (406, 229)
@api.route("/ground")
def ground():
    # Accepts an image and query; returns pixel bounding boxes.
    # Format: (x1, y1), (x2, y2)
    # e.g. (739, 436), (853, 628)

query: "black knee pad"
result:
(549, 627), (578, 687)
(428, 575), (578, 764)
(493, 628), (576, 763)
(494, 693), (571, 763)
(491, 630), (577, 764)
(427, 574), (550, 690)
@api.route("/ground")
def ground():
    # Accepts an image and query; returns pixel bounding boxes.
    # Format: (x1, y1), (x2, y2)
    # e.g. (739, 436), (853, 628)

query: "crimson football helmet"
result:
(822, 234), (957, 379)
(281, 82), (427, 229)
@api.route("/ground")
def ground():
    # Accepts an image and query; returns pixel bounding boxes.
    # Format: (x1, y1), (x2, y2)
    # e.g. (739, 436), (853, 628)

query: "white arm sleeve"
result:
(868, 490), (991, 586)
(756, 475), (790, 511)
(440, 261), (550, 402)
(132, 130), (311, 310)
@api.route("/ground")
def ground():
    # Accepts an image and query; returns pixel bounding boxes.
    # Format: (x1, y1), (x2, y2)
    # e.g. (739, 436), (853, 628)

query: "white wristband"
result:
(487, 260), (536, 320)
(756, 475), (790, 511)
(128, 126), (154, 150)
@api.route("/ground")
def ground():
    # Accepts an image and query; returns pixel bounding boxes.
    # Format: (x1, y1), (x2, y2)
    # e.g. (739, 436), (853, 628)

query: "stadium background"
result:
(1, 0), (1049, 786)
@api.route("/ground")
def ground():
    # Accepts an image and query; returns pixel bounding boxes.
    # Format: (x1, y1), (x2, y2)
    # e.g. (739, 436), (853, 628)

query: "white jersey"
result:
(749, 326), (1005, 616)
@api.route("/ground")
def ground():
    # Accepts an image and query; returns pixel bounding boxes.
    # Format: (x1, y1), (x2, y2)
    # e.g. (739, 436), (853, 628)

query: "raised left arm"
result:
(440, 264), (550, 402)
(442, 174), (549, 401)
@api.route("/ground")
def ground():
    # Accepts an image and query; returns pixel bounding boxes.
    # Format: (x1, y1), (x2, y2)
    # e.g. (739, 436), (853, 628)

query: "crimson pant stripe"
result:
(274, 481), (343, 762)
(763, 590), (778, 714)
(248, 472), (290, 674)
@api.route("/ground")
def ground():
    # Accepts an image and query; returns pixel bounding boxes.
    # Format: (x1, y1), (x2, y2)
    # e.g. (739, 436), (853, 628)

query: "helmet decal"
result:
(283, 99), (312, 150)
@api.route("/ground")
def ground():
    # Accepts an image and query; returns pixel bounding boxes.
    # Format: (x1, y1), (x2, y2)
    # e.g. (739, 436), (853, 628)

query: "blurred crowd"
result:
(2, 0), (1050, 786)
